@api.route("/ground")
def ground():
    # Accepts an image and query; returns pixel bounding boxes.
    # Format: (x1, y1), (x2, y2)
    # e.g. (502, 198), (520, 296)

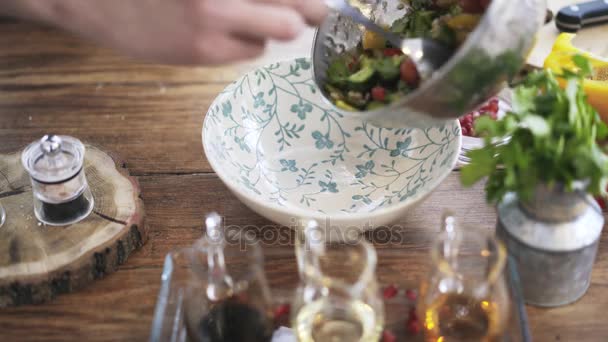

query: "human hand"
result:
(9, 0), (328, 65)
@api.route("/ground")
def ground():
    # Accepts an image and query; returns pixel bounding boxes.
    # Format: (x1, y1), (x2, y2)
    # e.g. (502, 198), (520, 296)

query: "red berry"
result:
(383, 284), (399, 300)
(400, 58), (420, 87)
(371, 86), (387, 102)
(273, 304), (290, 319)
(405, 289), (417, 301)
(461, 126), (469, 136)
(383, 48), (403, 57)
(382, 330), (397, 342)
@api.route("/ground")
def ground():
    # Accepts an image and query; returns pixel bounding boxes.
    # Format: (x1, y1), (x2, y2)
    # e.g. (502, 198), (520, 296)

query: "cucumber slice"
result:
(347, 65), (376, 91)
(327, 58), (351, 87)
(376, 56), (405, 83)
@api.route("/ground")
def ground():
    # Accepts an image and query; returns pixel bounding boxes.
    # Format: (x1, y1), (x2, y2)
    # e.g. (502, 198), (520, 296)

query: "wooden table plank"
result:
(0, 20), (236, 175)
(0, 173), (606, 341)
(0, 79), (224, 174)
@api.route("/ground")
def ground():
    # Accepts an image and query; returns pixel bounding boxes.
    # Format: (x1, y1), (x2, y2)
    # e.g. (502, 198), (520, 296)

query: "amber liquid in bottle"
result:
(423, 293), (504, 342)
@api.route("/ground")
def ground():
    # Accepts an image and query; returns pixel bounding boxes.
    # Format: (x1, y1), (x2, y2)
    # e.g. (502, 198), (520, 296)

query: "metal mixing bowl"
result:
(312, 0), (547, 128)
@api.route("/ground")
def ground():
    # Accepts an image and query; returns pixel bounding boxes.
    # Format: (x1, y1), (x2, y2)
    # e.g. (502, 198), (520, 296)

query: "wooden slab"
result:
(0, 145), (147, 306)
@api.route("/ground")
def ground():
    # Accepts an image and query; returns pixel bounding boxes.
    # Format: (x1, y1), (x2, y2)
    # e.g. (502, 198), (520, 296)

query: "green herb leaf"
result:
(520, 115), (550, 136)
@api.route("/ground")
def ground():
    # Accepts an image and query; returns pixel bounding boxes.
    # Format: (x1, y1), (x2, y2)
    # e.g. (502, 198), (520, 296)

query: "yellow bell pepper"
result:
(446, 14), (481, 31)
(362, 30), (386, 50)
(544, 33), (608, 122)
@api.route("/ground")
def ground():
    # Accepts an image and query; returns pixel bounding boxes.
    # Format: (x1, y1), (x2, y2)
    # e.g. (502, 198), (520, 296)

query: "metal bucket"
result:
(496, 184), (604, 307)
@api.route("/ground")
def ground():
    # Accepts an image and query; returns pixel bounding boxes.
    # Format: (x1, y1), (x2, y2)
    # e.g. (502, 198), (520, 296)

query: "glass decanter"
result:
(184, 213), (274, 342)
(292, 220), (384, 342)
(418, 214), (510, 342)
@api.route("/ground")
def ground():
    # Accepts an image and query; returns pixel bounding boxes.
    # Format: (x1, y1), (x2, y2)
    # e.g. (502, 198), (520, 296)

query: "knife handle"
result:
(556, 0), (608, 32)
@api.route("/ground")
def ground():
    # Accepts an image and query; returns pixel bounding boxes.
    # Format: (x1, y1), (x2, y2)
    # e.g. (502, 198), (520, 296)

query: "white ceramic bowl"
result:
(203, 58), (461, 230)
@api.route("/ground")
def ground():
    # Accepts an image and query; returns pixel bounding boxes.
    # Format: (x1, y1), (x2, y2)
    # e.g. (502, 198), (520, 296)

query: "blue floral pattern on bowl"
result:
(203, 58), (461, 219)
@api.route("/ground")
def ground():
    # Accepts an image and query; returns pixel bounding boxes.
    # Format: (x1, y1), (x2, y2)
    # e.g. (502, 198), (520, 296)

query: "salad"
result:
(325, 0), (491, 111)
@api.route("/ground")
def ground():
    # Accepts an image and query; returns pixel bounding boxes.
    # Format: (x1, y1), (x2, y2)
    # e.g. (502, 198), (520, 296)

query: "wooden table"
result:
(0, 1), (606, 340)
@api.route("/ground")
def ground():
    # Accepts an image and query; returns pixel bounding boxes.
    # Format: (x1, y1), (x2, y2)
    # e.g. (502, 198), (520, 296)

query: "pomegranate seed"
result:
(382, 330), (397, 342)
(273, 303), (290, 319)
(596, 197), (607, 211)
(478, 97), (499, 114)
(371, 86), (387, 102)
(461, 127), (469, 136)
(383, 284), (399, 300)
(407, 320), (421, 335)
(405, 289), (417, 301)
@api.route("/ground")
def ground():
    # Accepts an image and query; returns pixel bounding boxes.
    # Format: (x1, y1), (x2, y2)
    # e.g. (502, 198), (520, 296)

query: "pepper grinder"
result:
(21, 135), (94, 226)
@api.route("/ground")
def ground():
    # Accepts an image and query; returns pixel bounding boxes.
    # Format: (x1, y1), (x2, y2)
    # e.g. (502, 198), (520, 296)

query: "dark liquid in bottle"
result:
(41, 192), (91, 224)
(187, 298), (272, 342)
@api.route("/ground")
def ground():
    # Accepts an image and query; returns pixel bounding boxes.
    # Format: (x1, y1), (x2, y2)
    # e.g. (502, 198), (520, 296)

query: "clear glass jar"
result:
(418, 214), (510, 342)
(21, 135), (94, 226)
(292, 220), (384, 342)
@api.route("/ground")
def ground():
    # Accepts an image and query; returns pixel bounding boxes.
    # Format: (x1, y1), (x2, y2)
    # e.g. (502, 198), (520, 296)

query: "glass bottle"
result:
(419, 214), (510, 342)
(292, 220), (384, 342)
(21, 135), (94, 226)
(184, 213), (274, 342)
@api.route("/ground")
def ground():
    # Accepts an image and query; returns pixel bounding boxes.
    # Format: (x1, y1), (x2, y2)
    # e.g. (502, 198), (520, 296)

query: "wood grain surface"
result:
(0, 1), (607, 340)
